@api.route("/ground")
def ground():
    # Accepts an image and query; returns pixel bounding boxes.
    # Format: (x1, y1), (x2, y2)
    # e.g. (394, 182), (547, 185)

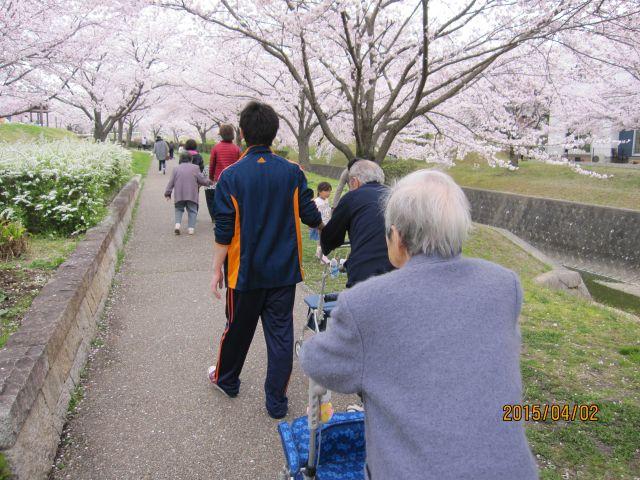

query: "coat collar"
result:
(241, 145), (272, 158)
(406, 252), (461, 267)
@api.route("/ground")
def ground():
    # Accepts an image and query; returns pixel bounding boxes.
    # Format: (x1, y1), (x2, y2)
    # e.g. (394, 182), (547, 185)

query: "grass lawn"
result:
(446, 155), (640, 211)
(302, 172), (351, 293)
(307, 149), (640, 210)
(131, 150), (152, 177)
(0, 236), (79, 348)
(302, 171), (640, 479)
(0, 123), (76, 142)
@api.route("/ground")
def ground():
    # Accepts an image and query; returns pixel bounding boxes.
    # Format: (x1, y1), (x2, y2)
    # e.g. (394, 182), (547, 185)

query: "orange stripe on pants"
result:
(214, 289), (234, 383)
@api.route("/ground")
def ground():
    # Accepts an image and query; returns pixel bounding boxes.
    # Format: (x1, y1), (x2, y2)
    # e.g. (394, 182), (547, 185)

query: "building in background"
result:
(547, 118), (640, 164)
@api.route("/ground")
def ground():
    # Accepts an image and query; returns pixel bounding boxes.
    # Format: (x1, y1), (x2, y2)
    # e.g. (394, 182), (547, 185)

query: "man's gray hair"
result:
(349, 159), (385, 184)
(385, 169), (471, 258)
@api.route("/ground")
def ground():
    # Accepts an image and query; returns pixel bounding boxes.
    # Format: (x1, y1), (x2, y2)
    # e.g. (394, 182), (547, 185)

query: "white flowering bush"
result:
(0, 140), (132, 235)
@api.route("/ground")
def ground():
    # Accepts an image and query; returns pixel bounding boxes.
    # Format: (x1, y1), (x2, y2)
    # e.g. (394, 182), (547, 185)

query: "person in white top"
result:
(310, 182), (332, 262)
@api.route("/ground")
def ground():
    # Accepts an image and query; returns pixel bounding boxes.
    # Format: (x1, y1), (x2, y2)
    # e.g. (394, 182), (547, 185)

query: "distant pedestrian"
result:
(168, 141), (175, 160)
(141, 136), (148, 150)
(165, 151), (212, 235)
(205, 124), (242, 222)
(184, 139), (205, 173)
(153, 136), (170, 174)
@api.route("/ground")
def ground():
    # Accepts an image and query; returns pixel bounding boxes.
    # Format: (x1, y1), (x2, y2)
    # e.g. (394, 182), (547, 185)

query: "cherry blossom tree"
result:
(191, 37), (347, 165)
(0, 1), (150, 118)
(167, 0), (639, 166)
(51, 6), (178, 141)
(0, 1), (101, 117)
(124, 112), (146, 145)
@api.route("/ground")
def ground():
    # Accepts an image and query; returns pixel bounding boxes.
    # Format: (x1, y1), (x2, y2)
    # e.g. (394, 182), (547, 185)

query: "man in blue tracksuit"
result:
(208, 101), (322, 419)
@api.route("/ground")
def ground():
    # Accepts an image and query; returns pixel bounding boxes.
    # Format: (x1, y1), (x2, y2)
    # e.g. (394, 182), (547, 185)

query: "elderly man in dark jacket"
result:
(321, 159), (394, 287)
(302, 170), (538, 480)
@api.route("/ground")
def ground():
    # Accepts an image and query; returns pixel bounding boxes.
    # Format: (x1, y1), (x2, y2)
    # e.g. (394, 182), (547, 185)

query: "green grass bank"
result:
(0, 123), (76, 143)
(307, 151), (640, 211)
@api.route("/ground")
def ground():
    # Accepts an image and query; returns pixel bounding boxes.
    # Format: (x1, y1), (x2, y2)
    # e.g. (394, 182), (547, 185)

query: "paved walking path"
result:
(52, 162), (356, 479)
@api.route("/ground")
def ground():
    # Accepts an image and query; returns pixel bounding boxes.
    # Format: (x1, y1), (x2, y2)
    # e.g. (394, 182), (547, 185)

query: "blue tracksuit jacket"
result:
(214, 146), (322, 291)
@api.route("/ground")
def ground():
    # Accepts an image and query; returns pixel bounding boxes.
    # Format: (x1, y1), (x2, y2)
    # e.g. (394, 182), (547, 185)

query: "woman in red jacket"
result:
(205, 124), (242, 222)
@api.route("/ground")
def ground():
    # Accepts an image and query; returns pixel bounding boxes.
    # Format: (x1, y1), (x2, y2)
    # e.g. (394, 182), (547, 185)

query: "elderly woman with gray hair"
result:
(301, 170), (538, 479)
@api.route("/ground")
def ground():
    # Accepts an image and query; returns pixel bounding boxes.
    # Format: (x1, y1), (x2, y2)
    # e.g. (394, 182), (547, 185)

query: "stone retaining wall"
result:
(305, 164), (640, 282)
(306, 163), (344, 179)
(464, 188), (639, 283)
(0, 176), (141, 479)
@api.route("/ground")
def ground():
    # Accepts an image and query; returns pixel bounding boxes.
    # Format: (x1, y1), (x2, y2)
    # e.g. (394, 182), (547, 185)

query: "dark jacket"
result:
(321, 182), (394, 287)
(214, 146), (322, 291)
(153, 140), (169, 161)
(187, 149), (204, 173)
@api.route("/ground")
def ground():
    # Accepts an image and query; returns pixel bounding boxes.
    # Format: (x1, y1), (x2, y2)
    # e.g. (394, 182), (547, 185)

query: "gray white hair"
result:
(385, 169), (471, 258)
(349, 159), (385, 184)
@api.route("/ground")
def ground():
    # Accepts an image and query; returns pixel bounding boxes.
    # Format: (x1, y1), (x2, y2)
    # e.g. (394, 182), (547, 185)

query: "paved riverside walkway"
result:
(52, 162), (356, 479)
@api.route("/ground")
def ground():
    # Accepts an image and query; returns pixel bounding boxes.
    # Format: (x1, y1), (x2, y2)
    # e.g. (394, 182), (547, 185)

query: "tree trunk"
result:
(117, 118), (124, 144)
(297, 135), (311, 167)
(97, 127), (111, 142)
(355, 127), (376, 162)
(126, 122), (134, 147)
(93, 110), (115, 142)
(93, 111), (103, 142)
(199, 130), (207, 152)
(332, 168), (349, 208)
(509, 145), (518, 167)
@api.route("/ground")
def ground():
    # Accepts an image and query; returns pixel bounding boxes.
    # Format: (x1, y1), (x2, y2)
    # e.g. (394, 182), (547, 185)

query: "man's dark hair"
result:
(185, 139), (198, 150)
(239, 101), (279, 146)
(219, 124), (235, 142)
(317, 182), (332, 194)
(179, 151), (192, 164)
(156, 136), (162, 141)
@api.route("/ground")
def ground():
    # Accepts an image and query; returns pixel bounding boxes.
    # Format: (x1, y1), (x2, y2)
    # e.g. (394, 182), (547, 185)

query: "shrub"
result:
(0, 140), (132, 235)
(0, 220), (27, 260)
(381, 160), (420, 183)
(201, 142), (216, 153)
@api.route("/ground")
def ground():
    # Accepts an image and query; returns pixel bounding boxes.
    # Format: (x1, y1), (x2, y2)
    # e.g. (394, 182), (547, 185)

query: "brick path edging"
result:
(0, 176), (141, 479)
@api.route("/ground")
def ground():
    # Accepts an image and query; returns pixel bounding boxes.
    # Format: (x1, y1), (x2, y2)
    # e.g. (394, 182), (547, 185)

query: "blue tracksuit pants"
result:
(213, 285), (295, 417)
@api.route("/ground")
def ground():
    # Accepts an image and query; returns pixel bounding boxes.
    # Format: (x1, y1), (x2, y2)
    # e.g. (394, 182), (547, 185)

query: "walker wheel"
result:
(295, 340), (303, 357)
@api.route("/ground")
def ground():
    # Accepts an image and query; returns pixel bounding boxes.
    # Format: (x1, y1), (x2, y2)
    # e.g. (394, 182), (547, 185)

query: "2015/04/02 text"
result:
(503, 404), (599, 422)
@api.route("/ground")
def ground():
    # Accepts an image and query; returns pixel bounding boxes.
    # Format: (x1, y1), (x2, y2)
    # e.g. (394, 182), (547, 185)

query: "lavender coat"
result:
(164, 163), (211, 204)
(301, 254), (538, 480)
